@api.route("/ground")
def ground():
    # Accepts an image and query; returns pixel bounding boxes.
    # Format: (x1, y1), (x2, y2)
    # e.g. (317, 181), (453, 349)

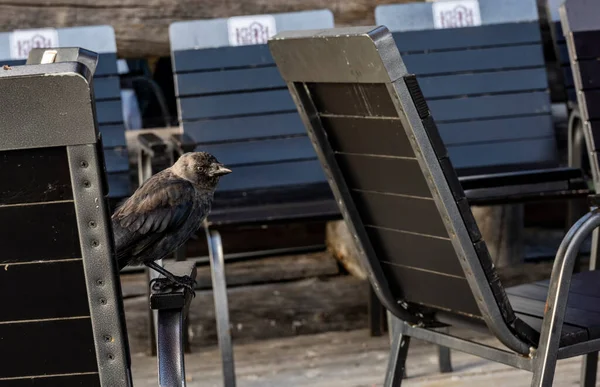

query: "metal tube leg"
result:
(172, 244), (190, 353)
(146, 258), (164, 356)
(531, 355), (558, 387)
(157, 309), (186, 387)
(437, 328), (452, 373)
(384, 316), (410, 387)
(369, 285), (384, 337)
(205, 228), (236, 387)
(150, 258), (163, 354)
(590, 228), (600, 271)
(146, 267), (157, 356)
(581, 352), (598, 387)
(580, 229), (600, 386)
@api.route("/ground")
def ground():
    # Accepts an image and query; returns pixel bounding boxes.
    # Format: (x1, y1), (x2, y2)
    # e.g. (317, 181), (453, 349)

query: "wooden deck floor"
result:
(130, 328), (597, 386)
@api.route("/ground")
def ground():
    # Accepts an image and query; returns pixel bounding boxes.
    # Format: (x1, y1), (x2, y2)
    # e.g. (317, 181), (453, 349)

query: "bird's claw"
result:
(150, 275), (197, 298)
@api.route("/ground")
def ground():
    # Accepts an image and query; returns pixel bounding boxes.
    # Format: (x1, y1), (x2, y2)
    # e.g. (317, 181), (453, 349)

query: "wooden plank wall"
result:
(0, 0), (416, 58)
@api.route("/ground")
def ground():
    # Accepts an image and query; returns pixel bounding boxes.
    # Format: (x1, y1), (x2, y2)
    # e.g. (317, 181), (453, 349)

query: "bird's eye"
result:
(196, 166), (201, 171)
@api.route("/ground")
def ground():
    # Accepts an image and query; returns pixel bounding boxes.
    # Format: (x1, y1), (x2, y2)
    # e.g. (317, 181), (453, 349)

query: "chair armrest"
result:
(137, 133), (169, 184)
(150, 261), (197, 387)
(170, 133), (196, 157)
(137, 133), (167, 158)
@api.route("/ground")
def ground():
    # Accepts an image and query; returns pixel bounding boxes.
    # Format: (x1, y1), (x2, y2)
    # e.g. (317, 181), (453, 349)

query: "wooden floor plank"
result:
(130, 328), (600, 386)
(124, 275), (368, 352)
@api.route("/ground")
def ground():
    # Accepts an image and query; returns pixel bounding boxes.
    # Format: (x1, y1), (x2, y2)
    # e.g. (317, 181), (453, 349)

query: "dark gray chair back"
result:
(561, 0), (600, 190)
(375, 0), (557, 176)
(270, 26), (532, 354)
(0, 26), (130, 199)
(169, 11), (334, 195)
(0, 48), (132, 386)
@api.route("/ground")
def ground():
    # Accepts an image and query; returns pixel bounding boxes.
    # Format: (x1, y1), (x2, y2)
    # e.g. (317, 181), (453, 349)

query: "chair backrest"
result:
(546, 0), (578, 104)
(0, 26), (131, 199)
(561, 0), (600, 189)
(269, 26), (531, 355)
(169, 10), (334, 195)
(0, 48), (131, 386)
(375, 0), (557, 176)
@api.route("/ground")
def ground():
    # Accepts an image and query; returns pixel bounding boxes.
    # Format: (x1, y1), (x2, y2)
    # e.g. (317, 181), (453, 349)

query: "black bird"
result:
(112, 152), (231, 291)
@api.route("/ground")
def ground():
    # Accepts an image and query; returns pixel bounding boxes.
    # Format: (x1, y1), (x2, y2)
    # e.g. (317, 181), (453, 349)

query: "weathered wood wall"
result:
(0, 0), (415, 58)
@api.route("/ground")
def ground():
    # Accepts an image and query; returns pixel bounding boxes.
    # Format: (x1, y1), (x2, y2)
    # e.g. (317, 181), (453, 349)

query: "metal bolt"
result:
(103, 335), (112, 342)
(91, 240), (99, 248)
(100, 298), (107, 305)
(80, 161), (89, 168)
(83, 180), (91, 188)
(96, 279), (104, 286)
(108, 354), (115, 360)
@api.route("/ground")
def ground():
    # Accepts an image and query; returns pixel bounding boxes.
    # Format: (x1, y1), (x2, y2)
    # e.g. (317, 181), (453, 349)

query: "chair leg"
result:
(581, 352), (598, 387)
(146, 266), (157, 356)
(172, 244), (191, 353)
(205, 227), (236, 387)
(368, 285), (385, 337)
(437, 328), (452, 374)
(531, 352), (560, 387)
(146, 258), (163, 356)
(581, 239), (600, 387)
(384, 316), (410, 387)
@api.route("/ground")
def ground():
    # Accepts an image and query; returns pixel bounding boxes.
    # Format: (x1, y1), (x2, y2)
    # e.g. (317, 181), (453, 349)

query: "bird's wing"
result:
(112, 174), (197, 260)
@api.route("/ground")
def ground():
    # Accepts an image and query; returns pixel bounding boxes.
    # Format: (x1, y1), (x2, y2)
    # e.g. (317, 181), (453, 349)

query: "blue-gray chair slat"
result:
(94, 52), (119, 76)
(199, 136), (317, 167)
(99, 124), (127, 148)
(94, 76), (121, 100)
(103, 148), (130, 173)
(390, 23), (541, 52)
(428, 92), (551, 122)
(215, 159), (327, 192)
(448, 138), (558, 173)
(402, 44), (545, 75)
(184, 113), (306, 143)
(96, 100), (127, 125)
(175, 66), (285, 96)
(106, 173), (133, 200)
(178, 89), (295, 121)
(438, 116), (555, 145)
(172, 44), (275, 72)
(418, 68), (548, 98)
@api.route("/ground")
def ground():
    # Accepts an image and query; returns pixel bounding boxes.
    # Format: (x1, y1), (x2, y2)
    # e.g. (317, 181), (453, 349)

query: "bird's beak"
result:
(213, 164), (232, 176)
